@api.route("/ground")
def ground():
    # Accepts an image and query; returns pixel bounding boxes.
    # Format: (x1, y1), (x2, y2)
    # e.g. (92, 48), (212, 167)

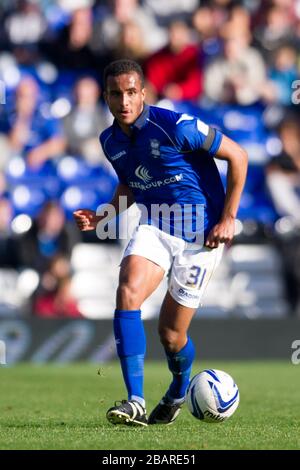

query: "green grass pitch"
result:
(0, 361), (299, 450)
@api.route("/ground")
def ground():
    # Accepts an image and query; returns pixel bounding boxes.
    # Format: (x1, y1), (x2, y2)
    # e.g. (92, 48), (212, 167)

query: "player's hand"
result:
(205, 216), (235, 249)
(73, 209), (99, 231)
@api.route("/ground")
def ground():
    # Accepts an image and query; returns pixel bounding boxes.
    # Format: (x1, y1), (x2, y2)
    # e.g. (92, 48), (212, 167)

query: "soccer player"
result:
(73, 59), (248, 426)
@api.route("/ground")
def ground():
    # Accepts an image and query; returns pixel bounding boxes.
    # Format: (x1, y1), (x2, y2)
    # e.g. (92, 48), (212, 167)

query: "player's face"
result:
(105, 72), (146, 133)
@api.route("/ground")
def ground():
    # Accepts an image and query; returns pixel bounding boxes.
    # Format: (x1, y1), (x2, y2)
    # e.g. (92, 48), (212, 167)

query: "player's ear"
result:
(141, 87), (146, 102)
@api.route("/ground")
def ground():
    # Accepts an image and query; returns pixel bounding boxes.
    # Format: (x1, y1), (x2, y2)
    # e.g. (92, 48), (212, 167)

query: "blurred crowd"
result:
(0, 0), (300, 317)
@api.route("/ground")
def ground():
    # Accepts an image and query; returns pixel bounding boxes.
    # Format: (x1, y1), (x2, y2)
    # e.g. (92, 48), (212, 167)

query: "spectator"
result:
(0, 76), (65, 168)
(266, 44), (299, 106)
(145, 20), (203, 102)
(40, 253), (73, 292)
(192, 5), (223, 64)
(41, 6), (102, 72)
(33, 276), (82, 318)
(93, 0), (167, 57)
(63, 76), (109, 165)
(208, 0), (233, 27)
(113, 20), (150, 63)
(4, 0), (46, 48)
(266, 117), (300, 315)
(32, 252), (81, 318)
(228, 4), (252, 33)
(266, 118), (300, 220)
(205, 28), (267, 105)
(19, 200), (78, 273)
(254, 4), (296, 54)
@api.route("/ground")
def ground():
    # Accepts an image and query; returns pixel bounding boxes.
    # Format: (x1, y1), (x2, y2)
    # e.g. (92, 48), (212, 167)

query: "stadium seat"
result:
(0, 268), (39, 315)
(227, 245), (281, 273)
(70, 243), (121, 318)
(77, 299), (115, 319)
(71, 243), (122, 271)
(227, 244), (288, 318)
(72, 271), (116, 299)
(11, 185), (47, 217)
(56, 156), (97, 184)
(6, 157), (62, 216)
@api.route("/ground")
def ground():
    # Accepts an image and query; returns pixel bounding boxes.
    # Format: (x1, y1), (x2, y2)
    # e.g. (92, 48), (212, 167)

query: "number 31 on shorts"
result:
(186, 265), (207, 289)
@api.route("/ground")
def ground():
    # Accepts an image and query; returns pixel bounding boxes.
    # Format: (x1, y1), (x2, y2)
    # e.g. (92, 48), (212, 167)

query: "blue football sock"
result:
(165, 336), (195, 401)
(114, 309), (146, 407)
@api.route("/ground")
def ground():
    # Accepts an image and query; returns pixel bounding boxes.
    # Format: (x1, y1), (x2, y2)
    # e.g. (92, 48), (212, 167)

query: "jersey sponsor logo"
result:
(129, 173), (183, 191)
(135, 165), (153, 183)
(111, 150), (126, 161)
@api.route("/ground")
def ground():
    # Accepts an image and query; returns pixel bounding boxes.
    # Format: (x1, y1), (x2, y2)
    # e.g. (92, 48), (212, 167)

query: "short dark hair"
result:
(103, 59), (144, 89)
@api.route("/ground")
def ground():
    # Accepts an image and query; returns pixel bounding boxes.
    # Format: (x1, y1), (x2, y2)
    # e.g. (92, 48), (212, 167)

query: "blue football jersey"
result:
(100, 104), (225, 242)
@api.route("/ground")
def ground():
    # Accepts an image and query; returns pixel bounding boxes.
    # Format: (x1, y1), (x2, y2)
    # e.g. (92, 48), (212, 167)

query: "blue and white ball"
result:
(185, 369), (239, 423)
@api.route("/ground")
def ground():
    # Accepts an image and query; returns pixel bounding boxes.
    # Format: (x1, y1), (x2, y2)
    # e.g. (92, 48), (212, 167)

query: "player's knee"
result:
(116, 283), (141, 309)
(159, 327), (182, 353)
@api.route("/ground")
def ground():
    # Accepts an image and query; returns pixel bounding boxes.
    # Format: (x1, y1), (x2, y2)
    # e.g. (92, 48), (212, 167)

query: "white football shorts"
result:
(122, 224), (224, 309)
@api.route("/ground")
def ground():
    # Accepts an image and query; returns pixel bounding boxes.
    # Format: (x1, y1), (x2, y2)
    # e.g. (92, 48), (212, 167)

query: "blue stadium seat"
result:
(58, 156), (117, 215)
(238, 165), (278, 224)
(11, 185), (47, 217)
(56, 156), (98, 184)
(57, 154), (117, 190)
(53, 70), (87, 101)
(60, 185), (114, 220)
(6, 158), (62, 200)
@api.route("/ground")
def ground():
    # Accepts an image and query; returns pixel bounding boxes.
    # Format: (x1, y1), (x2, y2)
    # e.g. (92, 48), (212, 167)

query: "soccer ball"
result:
(185, 369), (239, 423)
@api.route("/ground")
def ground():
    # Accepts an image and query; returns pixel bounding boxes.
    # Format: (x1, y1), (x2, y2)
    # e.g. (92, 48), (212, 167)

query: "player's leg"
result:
(115, 254), (165, 405)
(159, 293), (197, 397)
(107, 254), (165, 426)
(116, 254), (165, 310)
(148, 294), (196, 425)
(148, 243), (224, 424)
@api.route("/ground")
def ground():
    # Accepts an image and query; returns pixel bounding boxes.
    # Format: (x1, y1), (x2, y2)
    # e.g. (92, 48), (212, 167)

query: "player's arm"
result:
(73, 183), (135, 231)
(205, 134), (248, 248)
